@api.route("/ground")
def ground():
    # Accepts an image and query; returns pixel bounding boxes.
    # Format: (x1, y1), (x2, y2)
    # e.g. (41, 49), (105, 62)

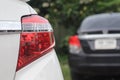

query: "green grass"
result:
(57, 54), (71, 80)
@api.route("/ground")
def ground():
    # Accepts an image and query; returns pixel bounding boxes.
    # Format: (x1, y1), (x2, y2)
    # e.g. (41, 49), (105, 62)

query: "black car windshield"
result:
(78, 13), (120, 34)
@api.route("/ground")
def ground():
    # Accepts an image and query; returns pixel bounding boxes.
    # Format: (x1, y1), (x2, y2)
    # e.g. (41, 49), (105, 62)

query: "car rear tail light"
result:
(68, 35), (81, 53)
(69, 35), (81, 47)
(16, 15), (55, 71)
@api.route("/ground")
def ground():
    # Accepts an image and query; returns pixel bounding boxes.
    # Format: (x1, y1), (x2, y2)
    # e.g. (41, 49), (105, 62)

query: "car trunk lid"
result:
(79, 33), (120, 54)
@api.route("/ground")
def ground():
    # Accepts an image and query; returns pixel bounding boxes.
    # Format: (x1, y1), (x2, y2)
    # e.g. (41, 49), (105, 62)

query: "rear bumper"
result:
(15, 49), (63, 80)
(69, 53), (120, 75)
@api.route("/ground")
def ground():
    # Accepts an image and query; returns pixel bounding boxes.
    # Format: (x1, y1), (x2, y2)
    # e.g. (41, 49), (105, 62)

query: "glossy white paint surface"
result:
(0, 0), (31, 21)
(0, 34), (20, 80)
(15, 49), (64, 80)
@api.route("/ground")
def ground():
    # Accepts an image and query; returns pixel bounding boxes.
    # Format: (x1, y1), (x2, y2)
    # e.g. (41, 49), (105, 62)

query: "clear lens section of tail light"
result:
(16, 15), (55, 71)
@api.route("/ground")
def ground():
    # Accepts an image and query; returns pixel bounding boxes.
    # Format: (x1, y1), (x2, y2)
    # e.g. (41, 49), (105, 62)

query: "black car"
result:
(68, 13), (120, 80)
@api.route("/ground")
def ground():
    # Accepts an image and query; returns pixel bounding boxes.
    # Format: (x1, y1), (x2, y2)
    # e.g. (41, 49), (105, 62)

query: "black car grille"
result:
(82, 31), (103, 34)
(82, 30), (120, 35)
(108, 30), (120, 34)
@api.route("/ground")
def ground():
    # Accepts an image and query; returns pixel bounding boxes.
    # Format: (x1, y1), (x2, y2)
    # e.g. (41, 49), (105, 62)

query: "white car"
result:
(0, 0), (63, 80)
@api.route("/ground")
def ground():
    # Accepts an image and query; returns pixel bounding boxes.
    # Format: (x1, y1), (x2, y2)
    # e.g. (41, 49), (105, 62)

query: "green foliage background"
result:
(28, 0), (120, 53)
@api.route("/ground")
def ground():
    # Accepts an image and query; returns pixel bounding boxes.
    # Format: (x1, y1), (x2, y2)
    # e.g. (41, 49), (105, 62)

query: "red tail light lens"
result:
(68, 35), (81, 53)
(69, 35), (81, 47)
(16, 15), (55, 71)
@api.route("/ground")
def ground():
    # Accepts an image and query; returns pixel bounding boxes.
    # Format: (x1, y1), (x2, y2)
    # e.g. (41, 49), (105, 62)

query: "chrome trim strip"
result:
(0, 21), (53, 34)
(79, 34), (120, 39)
(0, 22), (21, 30)
(0, 22), (21, 34)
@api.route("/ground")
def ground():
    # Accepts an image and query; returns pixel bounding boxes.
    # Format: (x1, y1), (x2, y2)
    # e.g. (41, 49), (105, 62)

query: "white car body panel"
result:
(0, 34), (20, 80)
(15, 49), (63, 80)
(0, 0), (32, 21)
(0, 0), (63, 80)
